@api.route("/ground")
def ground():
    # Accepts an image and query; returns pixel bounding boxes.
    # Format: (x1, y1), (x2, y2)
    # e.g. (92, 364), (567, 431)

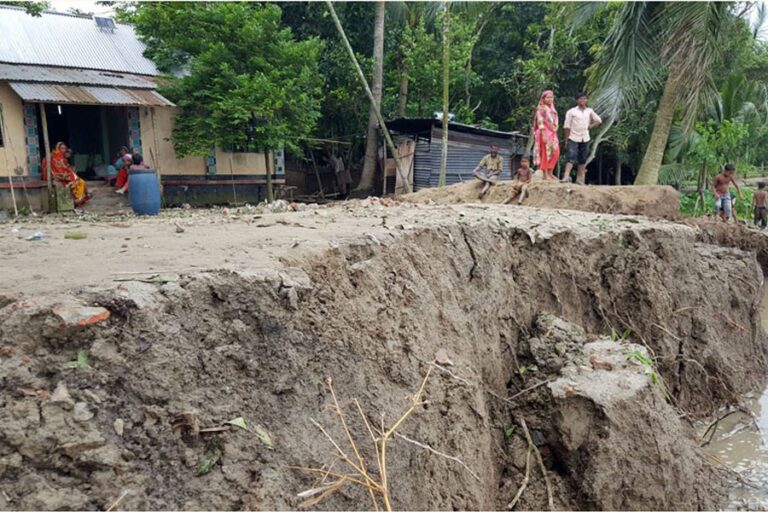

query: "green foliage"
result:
(501, 424), (516, 438)
(131, 3), (323, 157)
(66, 349), (89, 369)
(1, 1), (48, 16)
(610, 327), (632, 343)
(679, 188), (755, 221)
(626, 349), (658, 383)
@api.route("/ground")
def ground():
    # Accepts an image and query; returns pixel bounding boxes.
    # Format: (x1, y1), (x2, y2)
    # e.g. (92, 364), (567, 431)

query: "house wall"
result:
(0, 82), (29, 177)
(138, 106), (270, 177)
(138, 106), (206, 175)
(214, 147), (269, 175)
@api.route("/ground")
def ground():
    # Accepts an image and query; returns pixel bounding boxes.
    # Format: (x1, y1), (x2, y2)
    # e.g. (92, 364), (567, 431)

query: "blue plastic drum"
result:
(128, 169), (161, 216)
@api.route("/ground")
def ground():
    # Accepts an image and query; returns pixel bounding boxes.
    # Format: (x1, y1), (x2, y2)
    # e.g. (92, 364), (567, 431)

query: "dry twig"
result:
(431, 362), (475, 387)
(507, 440), (532, 510)
(295, 368), (432, 511)
(504, 380), (551, 403)
(393, 432), (481, 482)
(105, 490), (129, 512)
(519, 418), (554, 511)
(700, 406), (760, 447)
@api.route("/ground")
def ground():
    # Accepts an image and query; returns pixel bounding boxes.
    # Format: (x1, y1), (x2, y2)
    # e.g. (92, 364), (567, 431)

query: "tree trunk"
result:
(326, 0), (410, 193)
(357, 0), (385, 192)
(398, 64), (409, 117)
(438, 3), (449, 187)
(634, 72), (680, 185)
(615, 157), (622, 185)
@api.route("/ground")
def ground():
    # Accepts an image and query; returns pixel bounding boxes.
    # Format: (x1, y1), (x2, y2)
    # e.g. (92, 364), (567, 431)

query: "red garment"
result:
(116, 168), (129, 189)
(533, 90), (560, 172)
(50, 149), (76, 185)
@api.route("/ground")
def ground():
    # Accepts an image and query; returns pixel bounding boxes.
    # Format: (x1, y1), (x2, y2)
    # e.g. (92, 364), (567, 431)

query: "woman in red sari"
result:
(533, 90), (560, 180)
(48, 142), (90, 206)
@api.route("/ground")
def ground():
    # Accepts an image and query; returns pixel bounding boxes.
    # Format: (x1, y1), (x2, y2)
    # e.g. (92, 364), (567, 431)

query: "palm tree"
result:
(357, 0), (385, 192)
(586, 2), (731, 185)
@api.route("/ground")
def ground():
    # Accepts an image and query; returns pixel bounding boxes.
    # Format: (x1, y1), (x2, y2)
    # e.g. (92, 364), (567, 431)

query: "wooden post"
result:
(438, 1), (449, 187)
(615, 158), (622, 185)
(39, 103), (55, 212)
(308, 147), (325, 199)
(149, 108), (163, 194)
(265, 150), (274, 202)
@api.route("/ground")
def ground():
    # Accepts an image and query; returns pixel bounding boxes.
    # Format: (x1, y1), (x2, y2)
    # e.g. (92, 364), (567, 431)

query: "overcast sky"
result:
(47, 0), (768, 42)
(49, 0), (114, 16)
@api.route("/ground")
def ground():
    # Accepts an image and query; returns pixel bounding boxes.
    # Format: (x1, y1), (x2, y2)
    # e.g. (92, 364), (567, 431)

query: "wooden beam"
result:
(38, 103), (55, 212)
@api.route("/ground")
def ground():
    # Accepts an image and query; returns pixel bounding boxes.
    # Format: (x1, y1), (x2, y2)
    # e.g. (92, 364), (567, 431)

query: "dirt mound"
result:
(686, 217), (768, 271)
(403, 180), (681, 219)
(0, 205), (765, 510)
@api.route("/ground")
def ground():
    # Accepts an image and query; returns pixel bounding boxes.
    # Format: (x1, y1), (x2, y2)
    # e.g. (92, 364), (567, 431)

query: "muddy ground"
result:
(404, 181), (681, 219)
(1, 202), (767, 510)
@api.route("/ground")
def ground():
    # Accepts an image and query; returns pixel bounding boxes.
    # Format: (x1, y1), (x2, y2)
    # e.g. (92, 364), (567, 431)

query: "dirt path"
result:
(403, 180), (681, 219)
(1, 203), (674, 296)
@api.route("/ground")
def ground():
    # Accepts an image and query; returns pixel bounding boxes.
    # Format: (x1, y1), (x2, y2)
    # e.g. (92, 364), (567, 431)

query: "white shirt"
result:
(564, 106), (601, 143)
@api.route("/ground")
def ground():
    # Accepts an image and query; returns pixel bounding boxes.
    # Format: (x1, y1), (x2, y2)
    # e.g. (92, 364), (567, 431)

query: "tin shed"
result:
(386, 118), (528, 191)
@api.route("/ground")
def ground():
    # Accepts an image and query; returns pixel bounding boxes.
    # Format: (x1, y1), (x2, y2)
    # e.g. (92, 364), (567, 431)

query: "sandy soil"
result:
(1, 202), (676, 296)
(404, 180), (681, 219)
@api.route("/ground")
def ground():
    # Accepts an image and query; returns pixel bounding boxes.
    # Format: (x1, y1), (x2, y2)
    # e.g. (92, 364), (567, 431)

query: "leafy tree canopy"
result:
(130, 2), (323, 157)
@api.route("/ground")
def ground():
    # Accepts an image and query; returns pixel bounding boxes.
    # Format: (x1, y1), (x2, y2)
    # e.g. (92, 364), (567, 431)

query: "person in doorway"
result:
(473, 144), (504, 199)
(712, 164), (743, 222)
(112, 146), (129, 165)
(116, 153), (149, 194)
(504, 156), (533, 205)
(113, 154), (133, 193)
(106, 146), (131, 184)
(754, 182), (767, 229)
(533, 90), (560, 181)
(49, 142), (90, 207)
(562, 92), (602, 185)
(330, 153), (351, 199)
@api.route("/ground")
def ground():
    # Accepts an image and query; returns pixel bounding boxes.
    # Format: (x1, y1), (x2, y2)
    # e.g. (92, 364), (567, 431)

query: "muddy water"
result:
(704, 286), (768, 508)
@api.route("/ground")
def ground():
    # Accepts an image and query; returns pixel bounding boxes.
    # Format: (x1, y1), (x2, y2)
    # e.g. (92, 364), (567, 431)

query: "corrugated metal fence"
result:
(414, 140), (515, 190)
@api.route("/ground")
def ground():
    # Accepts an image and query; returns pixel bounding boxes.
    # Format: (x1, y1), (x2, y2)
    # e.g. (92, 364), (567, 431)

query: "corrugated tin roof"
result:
(0, 63), (157, 88)
(9, 82), (174, 107)
(0, 6), (159, 75)
(387, 117), (528, 139)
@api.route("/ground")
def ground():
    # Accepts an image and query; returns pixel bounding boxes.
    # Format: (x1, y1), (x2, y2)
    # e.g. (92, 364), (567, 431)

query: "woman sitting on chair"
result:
(49, 142), (90, 206)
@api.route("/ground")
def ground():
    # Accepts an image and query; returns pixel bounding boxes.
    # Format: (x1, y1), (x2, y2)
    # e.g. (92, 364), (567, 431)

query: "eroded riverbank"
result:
(1, 204), (767, 509)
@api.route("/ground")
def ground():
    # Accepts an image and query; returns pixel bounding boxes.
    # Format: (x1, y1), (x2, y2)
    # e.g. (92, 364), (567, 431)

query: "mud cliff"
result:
(0, 205), (765, 510)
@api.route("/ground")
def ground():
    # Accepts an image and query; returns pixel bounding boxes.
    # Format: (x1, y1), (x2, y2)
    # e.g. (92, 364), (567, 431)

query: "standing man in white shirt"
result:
(563, 92), (602, 185)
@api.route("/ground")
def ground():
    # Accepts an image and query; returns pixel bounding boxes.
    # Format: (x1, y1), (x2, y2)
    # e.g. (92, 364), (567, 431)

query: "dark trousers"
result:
(755, 207), (767, 228)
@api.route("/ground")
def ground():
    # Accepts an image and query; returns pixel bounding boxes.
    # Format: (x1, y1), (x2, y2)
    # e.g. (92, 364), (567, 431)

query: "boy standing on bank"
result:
(563, 93), (602, 185)
(712, 164), (743, 222)
(754, 182), (767, 228)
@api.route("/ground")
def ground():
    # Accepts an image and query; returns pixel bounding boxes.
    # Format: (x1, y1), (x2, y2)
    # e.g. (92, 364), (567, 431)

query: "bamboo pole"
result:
(149, 107), (163, 195)
(325, 1), (411, 194)
(309, 147), (325, 199)
(265, 150), (274, 202)
(39, 103), (55, 212)
(438, 2), (449, 187)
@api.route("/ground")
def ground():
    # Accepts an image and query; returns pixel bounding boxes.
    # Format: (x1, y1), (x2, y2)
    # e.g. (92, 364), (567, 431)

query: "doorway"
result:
(37, 104), (129, 178)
